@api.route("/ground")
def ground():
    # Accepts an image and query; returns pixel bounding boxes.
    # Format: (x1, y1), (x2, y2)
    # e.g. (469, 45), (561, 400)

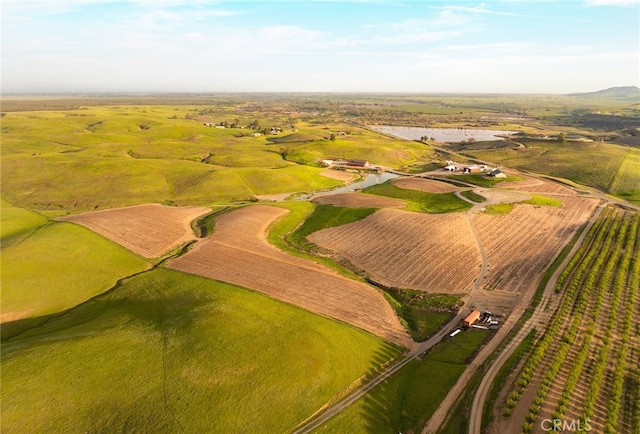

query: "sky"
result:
(2, 0), (639, 94)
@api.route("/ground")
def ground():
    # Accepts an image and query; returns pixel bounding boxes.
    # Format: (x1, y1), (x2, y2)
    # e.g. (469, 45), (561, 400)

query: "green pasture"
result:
(0, 202), (49, 245)
(523, 194), (562, 207)
(1, 268), (401, 434)
(364, 183), (472, 213)
(611, 148), (640, 204)
(317, 329), (489, 433)
(1, 207), (149, 321)
(460, 189), (486, 203)
(287, 204), (378, 251)
(1, 107), (438, 211)
(484, 203), (516, 215)
(467, 140), (639, 204)
(272, 127), (435, 168)
(265, 202), (376, 279)
(384, 289), (464, 342)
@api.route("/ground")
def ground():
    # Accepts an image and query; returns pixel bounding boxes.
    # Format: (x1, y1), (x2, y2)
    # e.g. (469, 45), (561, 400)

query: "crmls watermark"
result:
(541, 419), (592, 432)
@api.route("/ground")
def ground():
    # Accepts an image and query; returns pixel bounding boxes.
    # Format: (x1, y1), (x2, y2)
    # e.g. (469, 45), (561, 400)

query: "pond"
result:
(372, 125), (518, 143)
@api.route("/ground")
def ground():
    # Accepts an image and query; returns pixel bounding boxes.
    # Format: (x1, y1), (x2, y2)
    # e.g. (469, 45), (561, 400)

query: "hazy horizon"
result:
(2, 0), (639, 94)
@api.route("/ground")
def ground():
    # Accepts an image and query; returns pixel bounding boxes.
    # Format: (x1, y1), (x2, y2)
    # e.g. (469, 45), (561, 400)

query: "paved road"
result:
(466, 204), (604, 434)
(291, 311), (467, 434)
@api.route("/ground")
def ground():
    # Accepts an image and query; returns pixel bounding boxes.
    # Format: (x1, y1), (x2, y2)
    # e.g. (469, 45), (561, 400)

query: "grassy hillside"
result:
(363, 183), (472, 213)
(1, 202), (150, 322)
(316, 329), (489, 433)
(1, 269), (401, 433)
(1, 106), (435, 211)
(466, 140), (640, 204)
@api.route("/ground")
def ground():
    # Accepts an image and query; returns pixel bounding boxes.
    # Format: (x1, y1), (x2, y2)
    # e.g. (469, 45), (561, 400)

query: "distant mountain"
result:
(569, 86), (640, 99)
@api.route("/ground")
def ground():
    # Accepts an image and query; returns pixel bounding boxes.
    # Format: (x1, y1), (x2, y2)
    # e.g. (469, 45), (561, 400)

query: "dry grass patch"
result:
(319, 168), (358, 182)
(393, 177), (462, 193)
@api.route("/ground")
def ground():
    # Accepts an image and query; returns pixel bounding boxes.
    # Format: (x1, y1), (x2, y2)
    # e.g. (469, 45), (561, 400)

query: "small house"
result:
(488, 168), (507, 178)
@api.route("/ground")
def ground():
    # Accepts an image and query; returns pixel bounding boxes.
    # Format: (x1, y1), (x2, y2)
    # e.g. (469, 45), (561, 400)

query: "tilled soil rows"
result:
(308, 208), (481, 293)
(472, 196), (598, 293)
(59, 203), (211, 258)
(167, 205), (413, 348)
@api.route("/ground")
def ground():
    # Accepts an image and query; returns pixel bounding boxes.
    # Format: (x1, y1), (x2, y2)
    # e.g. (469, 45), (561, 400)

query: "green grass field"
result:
(316, 329), (489, 433)
(384, 289), (464, 341)
(1, 107), (437, 211)
(523, 194), (562, 207)
(0, 200), (49, 245)
(1, 268), (401, 434)
(363, 183), (472, 213)
(287, 204), (378, 250)
(611, 148), (640, 204)
(1, 203), (150, 322)
(467, 140), (640, 204)
(460, 189), (486, 203)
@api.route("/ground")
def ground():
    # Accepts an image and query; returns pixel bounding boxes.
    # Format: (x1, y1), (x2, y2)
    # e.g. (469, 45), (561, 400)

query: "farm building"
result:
(463, 310), (481, 327)
(487, 168), (507, 178)
(443, 165), (457, 171)
(463, 165), (487, 174)
(346, 159), (374, 169)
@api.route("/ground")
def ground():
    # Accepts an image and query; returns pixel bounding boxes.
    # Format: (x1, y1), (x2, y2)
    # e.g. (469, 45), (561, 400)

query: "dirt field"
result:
(471, 196), (598, 293)
(320, 168), (358, 182)
(474, 188), (531, 205)
(308, 208), (481, 293)
(59, 204), (211, 258)
(166, 205), (413, 348)
(392, 177), (461, 193)
(313, 193), (406, 208)
(506, 173), (578, 196)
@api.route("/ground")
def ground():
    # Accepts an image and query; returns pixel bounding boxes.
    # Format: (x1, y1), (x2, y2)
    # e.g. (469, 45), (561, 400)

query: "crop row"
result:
(475, 197), (596, 294)
(501, 208), (640, 434)
(525, 210), (639, 433)
(519, 211), (626, 432)
(503, 209), (615, 416)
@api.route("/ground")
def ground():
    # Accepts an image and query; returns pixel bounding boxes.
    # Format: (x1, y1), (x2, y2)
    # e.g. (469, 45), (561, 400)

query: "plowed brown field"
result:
(472, 196), (598, 292)
(313, 193), (406, 208)
(507, 174), (578, 196)
(167, 205), (413, 347)
(392, 178), (461, 193)
(59, 204), (211, 258)
(320, 168), (358, 182)
(308, 209), (481, 293)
